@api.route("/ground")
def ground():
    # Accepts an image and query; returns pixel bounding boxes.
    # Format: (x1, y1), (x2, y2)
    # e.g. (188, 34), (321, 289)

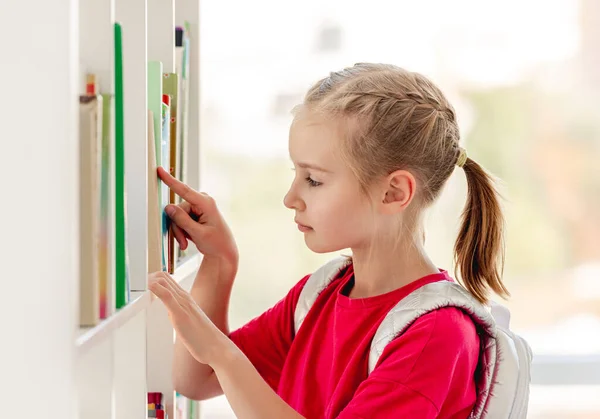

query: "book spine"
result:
(163, 73), (179, 273)
(160, 96), (171, 272)
(99, 94), (113, 318)
(79, 94), (102, 326)
(114, 22), (129, 308)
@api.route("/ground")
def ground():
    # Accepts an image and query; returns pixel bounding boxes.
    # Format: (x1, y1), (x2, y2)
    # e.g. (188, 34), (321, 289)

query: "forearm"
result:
(172, 256), (236, 398)
(189, 255), (236, 328)
(212, 345), (305, 419)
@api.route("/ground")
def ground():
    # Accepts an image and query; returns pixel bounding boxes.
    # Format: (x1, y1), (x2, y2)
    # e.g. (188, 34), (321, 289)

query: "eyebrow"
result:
(296, 162), (332, 173)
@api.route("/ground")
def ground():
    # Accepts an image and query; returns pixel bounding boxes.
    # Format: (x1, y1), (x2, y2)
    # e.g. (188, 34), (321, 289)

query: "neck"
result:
(348, 234), (439, 299)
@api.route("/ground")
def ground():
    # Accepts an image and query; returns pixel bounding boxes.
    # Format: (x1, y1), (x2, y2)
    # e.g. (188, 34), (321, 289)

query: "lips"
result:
(295, 219), (313, 232)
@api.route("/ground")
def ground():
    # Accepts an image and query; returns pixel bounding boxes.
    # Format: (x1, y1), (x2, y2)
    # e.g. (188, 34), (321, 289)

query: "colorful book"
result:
(175, 392), (188, 419)
(147, 61), (165, 268)
(176, 25), (191, 261)
(147, 110), (162, 273)
(99, 92), (113, 319)
(78, 86), (103, 326)
(114, 22), (130, 308)
(163, 73), (179, 273)
(176, 24), (190, 185)
(147, 61), (163, 167)
(160, 95), (171, 272)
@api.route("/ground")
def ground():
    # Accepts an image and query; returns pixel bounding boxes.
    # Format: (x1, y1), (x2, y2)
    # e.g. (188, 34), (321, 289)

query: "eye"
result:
(305, 176), (323, 187)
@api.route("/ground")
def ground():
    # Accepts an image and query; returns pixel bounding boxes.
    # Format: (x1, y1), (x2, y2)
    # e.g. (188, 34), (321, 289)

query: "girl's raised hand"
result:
(158, 167), (238, 267)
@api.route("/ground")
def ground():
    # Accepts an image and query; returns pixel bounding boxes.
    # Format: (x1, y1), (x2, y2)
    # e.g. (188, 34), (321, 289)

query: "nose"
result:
(283, 182), (305, 211)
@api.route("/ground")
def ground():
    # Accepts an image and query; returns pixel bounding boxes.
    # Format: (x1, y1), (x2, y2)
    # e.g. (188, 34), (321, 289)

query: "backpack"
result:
(294, 256), (533, 419)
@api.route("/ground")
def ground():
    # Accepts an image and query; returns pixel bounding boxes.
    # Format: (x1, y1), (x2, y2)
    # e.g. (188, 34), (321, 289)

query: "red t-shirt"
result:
(229, 264), (479, 418)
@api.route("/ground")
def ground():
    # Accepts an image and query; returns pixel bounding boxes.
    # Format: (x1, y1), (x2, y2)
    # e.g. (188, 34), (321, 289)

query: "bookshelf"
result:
(2, 0), (202, 418)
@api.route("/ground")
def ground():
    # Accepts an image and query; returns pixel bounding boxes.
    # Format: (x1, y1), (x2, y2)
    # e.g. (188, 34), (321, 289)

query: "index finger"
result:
(157, 166), (203, 204)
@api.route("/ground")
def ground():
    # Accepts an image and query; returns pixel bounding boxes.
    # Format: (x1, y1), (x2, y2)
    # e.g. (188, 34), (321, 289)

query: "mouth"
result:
(295, 220), (313, 232)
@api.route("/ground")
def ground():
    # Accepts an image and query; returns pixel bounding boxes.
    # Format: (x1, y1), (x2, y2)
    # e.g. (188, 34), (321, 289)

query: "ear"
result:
(380, 170), (416, 214)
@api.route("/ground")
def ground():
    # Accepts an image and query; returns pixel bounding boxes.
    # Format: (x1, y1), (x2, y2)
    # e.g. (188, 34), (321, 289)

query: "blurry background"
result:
(197, 0), (600, 417)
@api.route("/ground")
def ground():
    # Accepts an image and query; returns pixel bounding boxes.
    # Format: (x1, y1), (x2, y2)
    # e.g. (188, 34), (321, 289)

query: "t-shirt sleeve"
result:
(228, 275), (310, 392)
(336, 307), (480, 419)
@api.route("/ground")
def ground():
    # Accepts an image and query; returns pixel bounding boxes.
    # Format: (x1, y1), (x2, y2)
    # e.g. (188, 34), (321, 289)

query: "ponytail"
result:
(454, 157), (510, 304)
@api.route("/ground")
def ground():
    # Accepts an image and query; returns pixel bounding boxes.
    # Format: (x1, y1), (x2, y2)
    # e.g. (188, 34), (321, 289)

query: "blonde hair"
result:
(303, 63), (509, 304)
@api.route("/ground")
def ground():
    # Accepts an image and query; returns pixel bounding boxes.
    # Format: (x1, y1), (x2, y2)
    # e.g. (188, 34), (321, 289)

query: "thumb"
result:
(165, 204), (200, 236)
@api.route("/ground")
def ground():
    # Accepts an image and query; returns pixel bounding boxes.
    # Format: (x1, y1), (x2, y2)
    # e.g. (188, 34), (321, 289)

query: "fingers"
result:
(172, 223), (188, 250)
(179, 201), (191, 212)
(169, 201), (199, 249)
(160, 271), (191, 301)
(165, 204), (200, 236)
(177, 201), (201, 225)
(148, 272), (189, 307)
(158, 167), (210, 207)
(148, 276), (179, 310)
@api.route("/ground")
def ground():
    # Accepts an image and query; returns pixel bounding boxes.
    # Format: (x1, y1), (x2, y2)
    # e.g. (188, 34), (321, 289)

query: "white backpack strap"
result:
(294, 256), (352, 334)
(369, 281), (497, 419)
(369, 281), (496, 373)
(369, 282), (532, 419)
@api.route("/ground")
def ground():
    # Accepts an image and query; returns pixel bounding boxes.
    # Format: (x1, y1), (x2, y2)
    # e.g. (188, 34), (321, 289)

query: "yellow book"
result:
(79, 93), (103, 326)
(163, 73), (179, 273)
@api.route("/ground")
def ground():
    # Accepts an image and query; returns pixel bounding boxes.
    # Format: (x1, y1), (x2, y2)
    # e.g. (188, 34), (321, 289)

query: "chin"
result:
(304, 236), (348, 254)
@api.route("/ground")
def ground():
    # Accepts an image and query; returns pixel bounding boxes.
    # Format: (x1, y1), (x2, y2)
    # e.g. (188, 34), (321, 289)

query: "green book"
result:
(188, 399), (196, 419)
(114, 22), (130, 308)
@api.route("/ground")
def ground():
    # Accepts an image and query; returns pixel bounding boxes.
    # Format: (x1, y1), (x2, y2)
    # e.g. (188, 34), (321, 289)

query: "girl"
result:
(149, 63), (510, 418)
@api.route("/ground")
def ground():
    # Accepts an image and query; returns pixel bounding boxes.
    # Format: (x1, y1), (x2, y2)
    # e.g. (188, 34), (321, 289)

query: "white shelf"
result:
(77, 290), (151, 357)
(5, 0), (202, 417)
(77, 253), (201, 357)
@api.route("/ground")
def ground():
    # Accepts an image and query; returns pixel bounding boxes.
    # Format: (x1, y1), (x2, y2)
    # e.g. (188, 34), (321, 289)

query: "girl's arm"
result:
(211, 345), (305, 419)
(172, 256), (235, 400)
(156, 167), (240, 400)
(149, 271), (305, 418)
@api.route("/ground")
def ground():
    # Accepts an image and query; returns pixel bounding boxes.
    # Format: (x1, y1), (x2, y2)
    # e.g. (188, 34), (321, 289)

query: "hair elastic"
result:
(456, 147), (468, 168)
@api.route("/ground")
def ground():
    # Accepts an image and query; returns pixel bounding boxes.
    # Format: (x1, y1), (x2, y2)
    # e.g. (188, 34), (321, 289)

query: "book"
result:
(175, 392), (189, 419)
(79, 87), (103, 326)
(147, 61), (165, 269)
(176, 24), (190, 185)
(188, 400), (197, 419)
(163, 73), (179, 273)
(99, 92), (114, 319)
(160, 95), (171, 272)
(147, 61), (163, 167)
(176, 24), (191, 261)
(114, 22), (130, 308)
(147, 109), (162, 273)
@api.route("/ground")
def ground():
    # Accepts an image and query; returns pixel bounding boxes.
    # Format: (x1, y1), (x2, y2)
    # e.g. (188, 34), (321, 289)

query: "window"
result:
(315, 22), (343, 53)
(272, 92), (303, 117)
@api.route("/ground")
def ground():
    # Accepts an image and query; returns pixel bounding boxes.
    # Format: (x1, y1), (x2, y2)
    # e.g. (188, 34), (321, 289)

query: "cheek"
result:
(303, 190), (373, 253)
(308, 190), (350, 222)
(311, 189), (372, 235)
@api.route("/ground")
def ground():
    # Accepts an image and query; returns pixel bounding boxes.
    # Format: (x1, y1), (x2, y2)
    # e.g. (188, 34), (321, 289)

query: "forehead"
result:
(289, 111), (343, 167)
